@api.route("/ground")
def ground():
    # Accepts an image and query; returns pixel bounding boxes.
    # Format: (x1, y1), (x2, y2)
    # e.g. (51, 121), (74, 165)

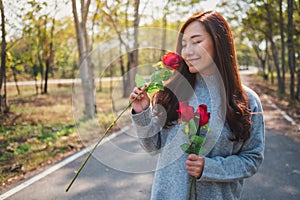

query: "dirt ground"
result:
(241, 74), (300, 136)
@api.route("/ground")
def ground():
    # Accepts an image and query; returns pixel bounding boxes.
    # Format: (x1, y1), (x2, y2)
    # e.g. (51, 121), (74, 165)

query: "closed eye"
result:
(193, 40), (201, 44)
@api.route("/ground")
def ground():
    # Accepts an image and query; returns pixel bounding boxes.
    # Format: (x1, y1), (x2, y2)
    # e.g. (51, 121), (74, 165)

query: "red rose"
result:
(162, 52), (183, 70)
(195, 104), (210, 126)
(176, 102), (194, 122)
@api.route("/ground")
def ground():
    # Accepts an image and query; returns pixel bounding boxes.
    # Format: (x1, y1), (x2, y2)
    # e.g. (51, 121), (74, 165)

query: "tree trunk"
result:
(32, 64), (39, 95)
(267, 54), (274, 84)
(44, 56), (50, 94)
(279, 0), (286, 93)
(38, 55), (44, 93)
(161, 13), (167, 56)
(264, 39), (269, 80)
(296, 69), (300, 100)
(287, 0), (296, 99)
(119, 45), (125, 95)
(265, 2), (284, 94)
(161, 0), (170, 56)
(109, 52), (115, 111)
(132, 0), (140, 90)
(125, 51), (134, 97)
(270, 40), (284, 93)
(72, 0), (95, 119)
(0, 0), (8, 112)
(44, 15), (56, 94)
(37, 24), (44, 94)
(12, 65), (20, 95)
(123, 0), (140, 97)
(253, 40), (268, 80)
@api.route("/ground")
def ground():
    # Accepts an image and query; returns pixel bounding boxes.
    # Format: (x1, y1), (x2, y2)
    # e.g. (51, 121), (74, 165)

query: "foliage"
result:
(220, 0), (300, 98)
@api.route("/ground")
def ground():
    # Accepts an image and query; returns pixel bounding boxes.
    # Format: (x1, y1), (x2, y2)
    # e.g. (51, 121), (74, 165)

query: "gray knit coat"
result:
(131, 74), (265, 200)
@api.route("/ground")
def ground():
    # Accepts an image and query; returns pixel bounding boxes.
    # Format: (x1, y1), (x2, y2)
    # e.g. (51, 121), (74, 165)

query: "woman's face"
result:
(181, 21), (215, 74)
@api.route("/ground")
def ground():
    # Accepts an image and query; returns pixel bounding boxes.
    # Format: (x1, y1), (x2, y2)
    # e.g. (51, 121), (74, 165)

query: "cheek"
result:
(205, 41), (215, 58)
(200, 45), (214, 61)
(181, 48), (187, 58)
(181, 51), (189, 63)
(208, 44), (214, 59)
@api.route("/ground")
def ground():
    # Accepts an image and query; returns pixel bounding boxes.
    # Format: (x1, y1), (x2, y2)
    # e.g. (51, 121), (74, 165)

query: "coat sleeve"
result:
(131, 107), (162, 154)
(199, 87), (265, 182)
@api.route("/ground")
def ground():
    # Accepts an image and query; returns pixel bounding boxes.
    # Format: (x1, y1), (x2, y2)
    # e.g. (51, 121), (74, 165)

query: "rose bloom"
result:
(195, 104), (210, 126)
(162, 52), (183, 70)
(176, 102), (194, 122)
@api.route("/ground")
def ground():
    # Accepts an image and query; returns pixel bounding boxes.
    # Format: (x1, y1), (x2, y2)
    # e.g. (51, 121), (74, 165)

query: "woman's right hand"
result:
(129, 86), (150, 113)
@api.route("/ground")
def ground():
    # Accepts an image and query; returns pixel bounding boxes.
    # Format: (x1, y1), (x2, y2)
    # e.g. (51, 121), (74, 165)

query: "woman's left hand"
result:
(186, 154), (205, 178)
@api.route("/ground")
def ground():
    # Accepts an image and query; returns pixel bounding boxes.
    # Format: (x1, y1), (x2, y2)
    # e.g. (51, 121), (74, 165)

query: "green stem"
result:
(65, 87), (147, 192)
(188, 176), (193, 200)
(194, 177), (197, 200)
(188, 176), (197, 200)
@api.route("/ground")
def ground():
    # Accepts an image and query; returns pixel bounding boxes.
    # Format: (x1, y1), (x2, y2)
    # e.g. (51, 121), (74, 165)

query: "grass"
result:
(0, 80), (130, 191)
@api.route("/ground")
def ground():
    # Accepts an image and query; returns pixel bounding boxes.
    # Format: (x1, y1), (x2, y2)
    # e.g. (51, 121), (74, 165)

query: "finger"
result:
(130, 93), (144, 103)
(139, 84), (149, 93)
(187, 168), (201, 177)
(188, 154), (199, 161)
(186, 158), (204, 168)
(133, 87), (142, 94)
(189, 172), (200, 178)
(186, 165), (199, 171)
(130, 92), (140, 101)
(139, 83), (148, 89)
(186, 160), (194, 167)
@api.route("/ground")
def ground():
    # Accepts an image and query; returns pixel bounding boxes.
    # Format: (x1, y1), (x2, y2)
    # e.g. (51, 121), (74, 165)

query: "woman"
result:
(130, 11), (264, 200)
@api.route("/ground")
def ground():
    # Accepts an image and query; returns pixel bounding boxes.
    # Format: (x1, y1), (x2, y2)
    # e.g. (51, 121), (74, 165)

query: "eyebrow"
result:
(182, 34), (202, 42)
(191, 34), (202, 39)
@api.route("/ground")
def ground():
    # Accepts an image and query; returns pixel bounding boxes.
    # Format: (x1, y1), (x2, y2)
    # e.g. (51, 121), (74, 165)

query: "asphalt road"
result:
(2, 72), (300, 200)
(3, 126), (300, 200)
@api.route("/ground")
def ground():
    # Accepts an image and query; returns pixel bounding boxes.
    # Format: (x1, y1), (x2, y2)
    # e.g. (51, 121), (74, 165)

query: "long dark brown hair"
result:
(153, 11), (251, 142)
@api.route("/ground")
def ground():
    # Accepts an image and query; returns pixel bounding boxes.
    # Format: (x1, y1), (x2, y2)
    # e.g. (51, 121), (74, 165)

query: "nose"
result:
(182, 44), (194, 58)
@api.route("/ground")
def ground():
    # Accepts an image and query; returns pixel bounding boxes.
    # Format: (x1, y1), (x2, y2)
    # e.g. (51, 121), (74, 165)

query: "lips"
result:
(186, 58), (200, 65)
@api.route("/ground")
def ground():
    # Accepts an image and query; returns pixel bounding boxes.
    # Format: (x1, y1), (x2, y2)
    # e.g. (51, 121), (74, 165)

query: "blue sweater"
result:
(131, 75), (265, 200)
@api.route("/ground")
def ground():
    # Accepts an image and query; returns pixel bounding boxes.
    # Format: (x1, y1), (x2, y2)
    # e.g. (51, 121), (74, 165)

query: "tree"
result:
(254, 39), (269, 79)
(161, 0), (171, 55)
(287, 0), (296, 99)
(100, 0), (140, 97)
(72, 0), (95, 118)
(43, 1), (57, 94)
(0, 0), (8, 113)
(17, 0), (58, 94)
(296, 0), (300, 100)
(237, 0), (286, 94)
(279, 0), (286, 94)
(241, 5), (270, 76)
(264, 1), (285, 94)
(129, 0), (140, 97)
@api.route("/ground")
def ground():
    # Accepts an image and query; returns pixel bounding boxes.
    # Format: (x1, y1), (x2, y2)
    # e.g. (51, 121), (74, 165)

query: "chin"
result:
(188, 64), (215, 75)
(188, 66), (200, 74)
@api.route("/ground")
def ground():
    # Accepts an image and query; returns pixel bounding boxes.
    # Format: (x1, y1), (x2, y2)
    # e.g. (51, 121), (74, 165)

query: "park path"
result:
(1, 71), (300, 200)
(241, 74), (300, 199)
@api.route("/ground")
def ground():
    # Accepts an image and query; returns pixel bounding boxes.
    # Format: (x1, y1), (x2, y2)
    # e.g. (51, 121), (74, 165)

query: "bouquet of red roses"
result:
(177, 102), (210, 200)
